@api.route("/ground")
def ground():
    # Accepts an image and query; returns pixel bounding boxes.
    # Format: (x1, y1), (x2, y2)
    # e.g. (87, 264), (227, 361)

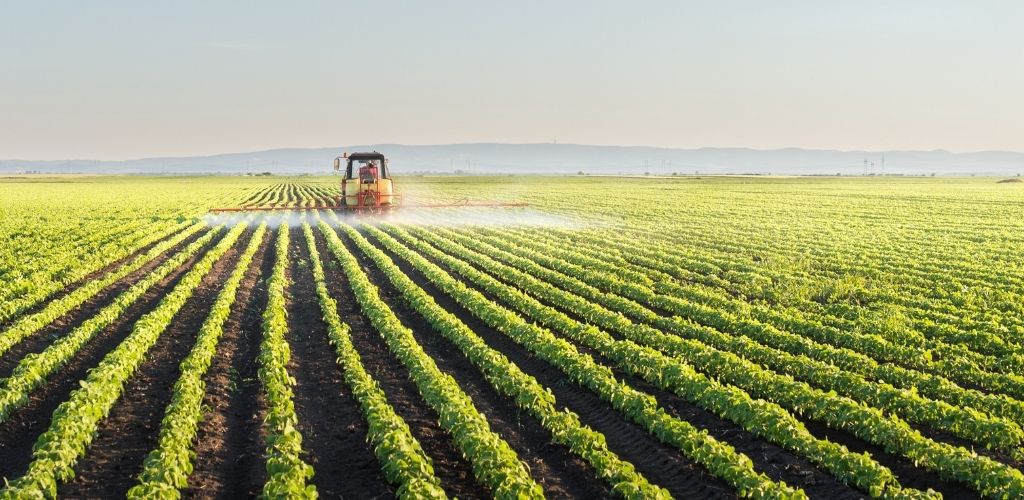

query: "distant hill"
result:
(3, 143), (1024, 176)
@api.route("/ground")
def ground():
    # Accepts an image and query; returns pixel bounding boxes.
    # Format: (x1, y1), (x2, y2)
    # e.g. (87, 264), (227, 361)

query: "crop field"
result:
(1, 175), (1023, 499)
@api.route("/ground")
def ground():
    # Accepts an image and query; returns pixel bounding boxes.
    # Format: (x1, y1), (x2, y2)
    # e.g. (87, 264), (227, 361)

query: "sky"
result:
(1, 1), (1022, 160)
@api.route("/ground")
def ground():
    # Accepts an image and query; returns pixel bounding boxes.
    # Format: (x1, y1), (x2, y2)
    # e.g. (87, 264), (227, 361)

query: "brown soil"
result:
(614, 365), (861, 497)
(0, 227), (206, 377)
(0, 219), (995, 499)
(185, 229), (271, 498)
(313, 227), (489, 499)
(911, 419), (1024, 471)
(459, 259), (864, 497)
(467, 238), (985, 497)
(362, 227), (736, 499)
(485, 241), (983, 495)
(284, 227), (393, 498)
(0, 223), (194, 333)
(466, 236), (982, 498)
(622, 325), (982, 495)
(339, 229), (610, 499)
(802, 419), (979, 498)
(0, 232), (218, 482)
(59, 229), (248, 497)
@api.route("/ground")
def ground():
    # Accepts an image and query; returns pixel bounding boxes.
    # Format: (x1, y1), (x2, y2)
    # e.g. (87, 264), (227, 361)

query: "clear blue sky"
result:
(2, 1), (1022, 159)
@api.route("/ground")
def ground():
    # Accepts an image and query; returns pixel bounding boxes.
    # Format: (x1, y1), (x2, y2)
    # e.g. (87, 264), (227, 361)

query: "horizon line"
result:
(4, 142), (1024, 163)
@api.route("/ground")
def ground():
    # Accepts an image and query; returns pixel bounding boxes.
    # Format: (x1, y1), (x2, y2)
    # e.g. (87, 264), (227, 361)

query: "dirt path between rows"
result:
(0, 227), (206, 377)
(0, 231), (219, 482)
(59, 228), (249, 497)
(454, 254), (865, 497)
(0, 223), (193, 334)
(363, 227), (736, 499)
(186, 229), (271, 498)
(314, 227), (489, 499)
(285, 227), (393, 498)
(340, 228), (609, 499)
(430, 229), (981, 499)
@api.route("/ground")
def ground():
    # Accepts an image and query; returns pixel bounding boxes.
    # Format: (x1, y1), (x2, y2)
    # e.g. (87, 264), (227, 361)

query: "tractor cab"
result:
(333, 152), (397, 210)
(359, 163), (379, 184)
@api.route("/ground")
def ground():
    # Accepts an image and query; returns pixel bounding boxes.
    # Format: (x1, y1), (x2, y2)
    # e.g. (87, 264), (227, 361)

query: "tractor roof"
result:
(347, 152), (386, 161)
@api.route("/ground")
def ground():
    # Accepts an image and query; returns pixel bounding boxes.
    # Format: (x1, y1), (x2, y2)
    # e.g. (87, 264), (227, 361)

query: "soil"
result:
(0, 219), (1001, 499)
(0, 223), (194, 333)
(185, 229), (272, 498)
(802, 419), (979, 498)
(911, 422), (1023, 471)
(420, 229), (982, 499)
(59, 228), (248, 497)
(444, 228), (987, 497)
(0, 231), (218, 482)
(338, 228), (610, 499)
(451, 259), (864, 497)
(0, 227), (206, 377)
(361, 226), (737, 499)
(284, 227), (393, 498)
(313, 226), (489, 499)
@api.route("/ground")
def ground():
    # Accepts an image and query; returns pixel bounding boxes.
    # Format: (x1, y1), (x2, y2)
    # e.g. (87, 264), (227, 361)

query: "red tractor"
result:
(334, 152), (398, 213)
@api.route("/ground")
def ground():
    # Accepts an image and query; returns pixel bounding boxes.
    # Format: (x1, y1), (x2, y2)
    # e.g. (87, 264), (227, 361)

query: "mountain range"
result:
(4, 143), (1024, 176)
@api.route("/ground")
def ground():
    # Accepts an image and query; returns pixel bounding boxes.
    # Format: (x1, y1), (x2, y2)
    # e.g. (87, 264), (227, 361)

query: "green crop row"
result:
(318, 219), (544, 499)
(0, 218), (189, 325)
(596, 220), (1024, 362)
(633, 221), (1024, 347)
(0, 222), (246, 498)
(506, 226), (1024, 422)
(257, 224), (317, 498)
(419, 226), (1024, 498)
(0, 219), (145, 304)
(361, 223), (805, 500)
(0, 226), (223, 423)
(0, 222), (205, 359)
(335, 222), (670, 499)
(301, 222), (446, 498)
(401, 225), (925, 499)
(128, 223), (267, 497)
(462, 226), (1024, 452)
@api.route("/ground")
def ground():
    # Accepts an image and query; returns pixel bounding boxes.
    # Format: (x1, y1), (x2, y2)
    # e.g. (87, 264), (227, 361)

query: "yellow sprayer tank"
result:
(343, 176), (395, 206)
(338, 152), (397, 208)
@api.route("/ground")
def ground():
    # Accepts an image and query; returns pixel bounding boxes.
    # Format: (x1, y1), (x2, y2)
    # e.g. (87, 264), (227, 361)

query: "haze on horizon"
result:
(1, 0), (1022, 161)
